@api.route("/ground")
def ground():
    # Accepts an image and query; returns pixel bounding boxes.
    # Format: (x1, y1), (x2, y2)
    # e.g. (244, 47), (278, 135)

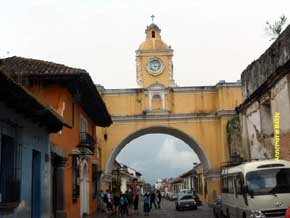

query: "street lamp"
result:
(112, 167), (121, 193)
(192, 162), (198, 193)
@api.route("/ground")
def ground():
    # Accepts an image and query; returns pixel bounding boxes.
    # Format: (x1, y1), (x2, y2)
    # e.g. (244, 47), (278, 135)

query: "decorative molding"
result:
(168, 58), (176, 87)
(135, 49), (174, 55)
(136, 57), (143, 87)
(111, 110), (236, 122)
(103, 82), (241, 95)
(104, 88), (145, 95)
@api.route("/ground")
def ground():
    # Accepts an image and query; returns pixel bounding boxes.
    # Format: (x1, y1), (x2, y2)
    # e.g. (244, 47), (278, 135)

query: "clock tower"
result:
(136, 20), (175, 88)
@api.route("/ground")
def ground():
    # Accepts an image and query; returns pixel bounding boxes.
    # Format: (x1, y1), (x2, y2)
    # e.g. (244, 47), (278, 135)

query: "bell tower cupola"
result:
(145, 23), (161, 40)
(136, 16), (175, 88)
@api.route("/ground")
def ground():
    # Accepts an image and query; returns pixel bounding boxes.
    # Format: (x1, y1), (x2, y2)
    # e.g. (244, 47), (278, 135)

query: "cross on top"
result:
(151, 15), (155, 23)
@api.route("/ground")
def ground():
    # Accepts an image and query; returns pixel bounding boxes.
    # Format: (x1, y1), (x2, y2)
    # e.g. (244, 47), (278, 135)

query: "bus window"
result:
(246, 168), (290, 195)
(221, 176), (229, 193)
(236, 173), (244, 194)
(228, 176), (234, 194)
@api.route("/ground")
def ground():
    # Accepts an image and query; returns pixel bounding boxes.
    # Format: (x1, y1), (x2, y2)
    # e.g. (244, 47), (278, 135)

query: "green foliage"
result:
(265, 14), (288, 41)
(226, 115), (240, 144)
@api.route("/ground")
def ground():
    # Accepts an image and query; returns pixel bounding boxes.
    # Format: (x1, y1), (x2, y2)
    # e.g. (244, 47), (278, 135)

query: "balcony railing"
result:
(77, 132), (96, 153)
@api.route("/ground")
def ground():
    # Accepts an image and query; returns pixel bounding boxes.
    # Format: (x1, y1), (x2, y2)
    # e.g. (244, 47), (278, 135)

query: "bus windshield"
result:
(246, 168), (290, 195)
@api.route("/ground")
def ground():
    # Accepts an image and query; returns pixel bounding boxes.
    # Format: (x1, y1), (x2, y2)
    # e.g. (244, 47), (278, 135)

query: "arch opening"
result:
(105, 126), (211, 176)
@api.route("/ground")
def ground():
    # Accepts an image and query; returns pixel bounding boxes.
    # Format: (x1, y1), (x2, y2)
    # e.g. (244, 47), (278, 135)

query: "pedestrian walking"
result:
(99, 190), (106, 212)
(125, 190), (132, 216)
(132, 178), (139, 214)
(150, 190), (158, 209)
(119, 193), (128, 217)
(105, 190), (112, 211)
(133, 194), (139, 211)
(112, 192), (120, 215)
(156, 190), (161, 209)
(143, 192), (151, 216)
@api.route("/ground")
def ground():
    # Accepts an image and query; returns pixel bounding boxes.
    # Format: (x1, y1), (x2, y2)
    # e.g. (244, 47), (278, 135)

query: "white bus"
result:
(221, 159), (290, 218)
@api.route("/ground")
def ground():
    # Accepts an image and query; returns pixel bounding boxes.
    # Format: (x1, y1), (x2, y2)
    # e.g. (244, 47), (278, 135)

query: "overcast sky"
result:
(116, 134), (200, 184)
(1, 0), (290, 183)
(1, 0), (290, 89)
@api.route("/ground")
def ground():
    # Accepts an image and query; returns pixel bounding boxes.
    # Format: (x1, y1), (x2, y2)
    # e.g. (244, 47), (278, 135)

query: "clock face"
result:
(148, 59), (163, 75)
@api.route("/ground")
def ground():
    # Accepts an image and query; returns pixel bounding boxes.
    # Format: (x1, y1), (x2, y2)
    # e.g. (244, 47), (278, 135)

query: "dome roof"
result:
(138, 39), (170, 50)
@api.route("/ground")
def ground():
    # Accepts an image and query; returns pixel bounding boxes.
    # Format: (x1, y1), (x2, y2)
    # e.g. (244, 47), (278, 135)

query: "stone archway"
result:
(80, 159), (89, 217)
(100, 21), (241, 204)
(105, 125), (211, 175)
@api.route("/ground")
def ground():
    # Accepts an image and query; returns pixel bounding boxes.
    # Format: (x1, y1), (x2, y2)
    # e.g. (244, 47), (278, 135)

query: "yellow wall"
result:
(137, 53), (173, 88)
(97, 22), (243, 204)
(102, 93), (147, 116)
(104, 86), (242, 115)
(98, 84), (242, 203)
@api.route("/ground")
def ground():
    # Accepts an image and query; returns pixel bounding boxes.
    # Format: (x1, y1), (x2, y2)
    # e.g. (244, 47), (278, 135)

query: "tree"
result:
(265, 14), (288, 41)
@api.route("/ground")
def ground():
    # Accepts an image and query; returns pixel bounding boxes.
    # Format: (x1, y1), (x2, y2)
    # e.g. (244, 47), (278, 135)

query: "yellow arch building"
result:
(98, 22), (242, 203)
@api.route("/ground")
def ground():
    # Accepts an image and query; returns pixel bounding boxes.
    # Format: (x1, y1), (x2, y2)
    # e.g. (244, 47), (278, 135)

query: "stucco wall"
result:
(137, 54), (174, 88)
(103, 84), (242, 116)
(241, 25), (290, 98)
(28, 84), (100, 218)
(99, 83), (242, 204)
(0, 102), (50, 218)
(239, 113), (251, 160)
(244, 101), (273, 159)
(239, 75), (290, 161)
(270, 75), (290, 161)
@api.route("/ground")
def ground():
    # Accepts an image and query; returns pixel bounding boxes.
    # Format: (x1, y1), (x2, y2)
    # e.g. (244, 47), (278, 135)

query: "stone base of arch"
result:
(205, 170), (221, 205)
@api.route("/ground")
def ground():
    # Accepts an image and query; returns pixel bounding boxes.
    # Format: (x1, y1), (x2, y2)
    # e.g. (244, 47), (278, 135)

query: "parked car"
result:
(178, 189), (193, 196)
(193, 193), (202, 206)
(170, 193), (178, 201)
(213, 198), (222, 218)
(175, 194), (197, 211)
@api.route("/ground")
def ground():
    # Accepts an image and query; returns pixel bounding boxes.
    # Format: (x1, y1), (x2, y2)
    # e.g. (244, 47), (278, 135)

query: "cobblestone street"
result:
(92, 199), (214, 218)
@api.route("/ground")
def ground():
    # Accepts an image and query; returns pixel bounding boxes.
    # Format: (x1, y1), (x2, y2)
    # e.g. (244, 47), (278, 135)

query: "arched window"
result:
(152, 31), (155, 38)
(152, 94), (162, 110)
(152, 94), (161, 100)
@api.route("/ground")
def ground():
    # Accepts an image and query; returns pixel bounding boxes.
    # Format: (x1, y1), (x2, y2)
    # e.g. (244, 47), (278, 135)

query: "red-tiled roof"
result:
(1, 56), (112, 127)
(0, 70), (68, 132)
(1, 56), (86, 76)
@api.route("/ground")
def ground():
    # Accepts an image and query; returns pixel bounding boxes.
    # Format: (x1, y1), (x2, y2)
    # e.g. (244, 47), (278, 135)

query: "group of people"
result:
(99, 189), (139, 217)
(143, 190), (162, 216)
(99, 189), (162, 217)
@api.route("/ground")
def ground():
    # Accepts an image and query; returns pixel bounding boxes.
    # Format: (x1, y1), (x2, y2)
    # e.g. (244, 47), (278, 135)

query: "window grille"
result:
(72, 155), (80, 199)
(0, 134), (22, 210)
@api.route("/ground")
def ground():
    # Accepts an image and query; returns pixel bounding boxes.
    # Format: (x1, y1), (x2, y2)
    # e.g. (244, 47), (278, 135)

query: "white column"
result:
(148, 94), (152, 111)
(161, 94), (166, 110)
